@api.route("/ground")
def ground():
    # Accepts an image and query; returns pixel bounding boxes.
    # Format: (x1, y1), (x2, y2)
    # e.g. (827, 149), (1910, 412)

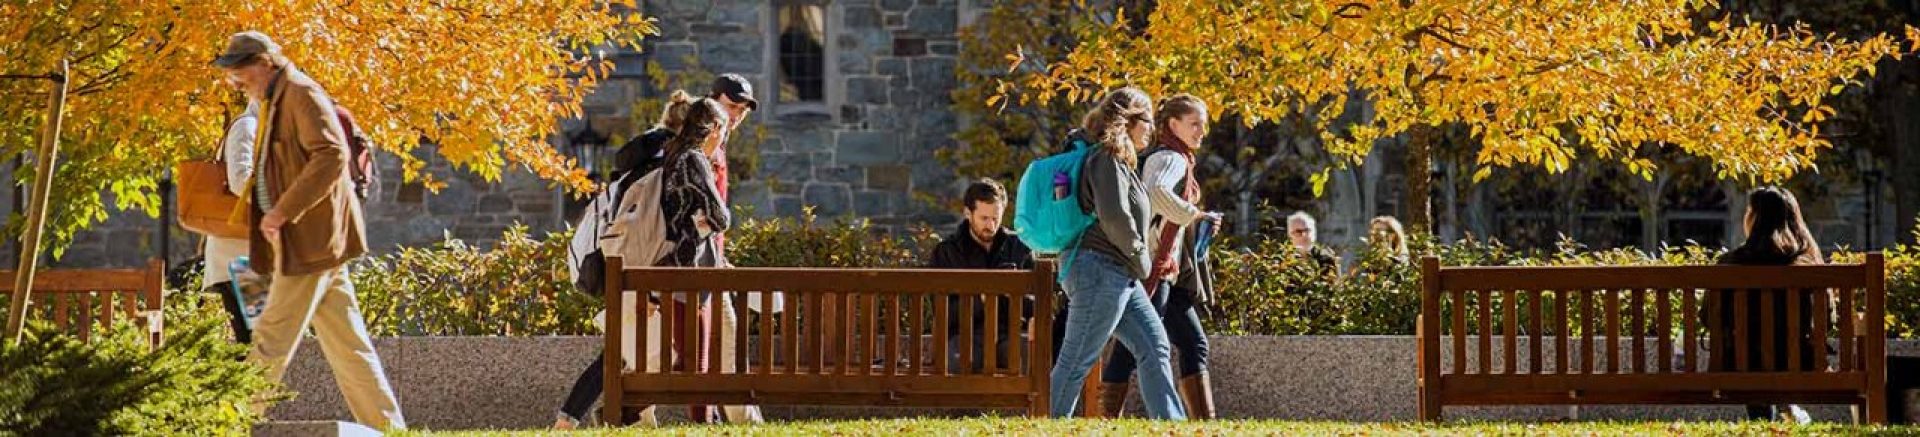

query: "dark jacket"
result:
(1176, 224), (1217, 303)
(1709, 246), (1825, 372)
(929, 221), (1035, 337)
(659, 149), (730, 267)
(1299, 245), (1340, 278)
(930, 221), (1034, 271)
(617, 128), (672, 178)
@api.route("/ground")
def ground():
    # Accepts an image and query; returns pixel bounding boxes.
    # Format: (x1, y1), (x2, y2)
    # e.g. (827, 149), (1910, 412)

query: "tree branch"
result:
(1332, 2), (1372, 19)
(1406, 25), (1478, 52)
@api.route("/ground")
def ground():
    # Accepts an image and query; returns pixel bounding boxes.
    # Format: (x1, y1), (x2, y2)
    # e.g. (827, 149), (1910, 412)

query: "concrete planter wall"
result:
(268, 336), (1918, 430)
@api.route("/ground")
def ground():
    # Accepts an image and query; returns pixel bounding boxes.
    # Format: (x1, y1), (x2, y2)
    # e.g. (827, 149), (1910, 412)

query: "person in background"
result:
(204, 101), (258, 344)
(552, 92), (696, 429)
(1350, 216), (1410, 278)
(928, 178), (1035, 373)
(1098, 94), (1222, 419)
(1712, 186), (1822, 423)
(1048, 87), (1186, 420)
(1287, 212), (1339, 277)
(705, 73), (764, 423)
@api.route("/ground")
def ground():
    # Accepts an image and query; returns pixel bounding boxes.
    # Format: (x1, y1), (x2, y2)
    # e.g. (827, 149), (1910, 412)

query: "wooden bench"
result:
(601, 257), (1058, 421)
(1417, 255), (1888, 423)
(0, 259), (167, 346)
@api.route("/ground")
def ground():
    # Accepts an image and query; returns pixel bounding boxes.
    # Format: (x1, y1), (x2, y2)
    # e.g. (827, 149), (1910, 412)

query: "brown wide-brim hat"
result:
(212, 31), (280, 68)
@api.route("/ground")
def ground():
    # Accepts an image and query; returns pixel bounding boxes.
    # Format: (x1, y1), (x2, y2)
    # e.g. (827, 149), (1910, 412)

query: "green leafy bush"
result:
(352, 224), (598, 336)
(0, 297), (276, 435)
(353, 215), (1920, 339)
(726, 209), (939, 269)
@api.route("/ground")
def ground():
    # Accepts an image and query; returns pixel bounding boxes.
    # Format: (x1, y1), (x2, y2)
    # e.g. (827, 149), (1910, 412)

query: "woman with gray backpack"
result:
(553, 91), (695, 429)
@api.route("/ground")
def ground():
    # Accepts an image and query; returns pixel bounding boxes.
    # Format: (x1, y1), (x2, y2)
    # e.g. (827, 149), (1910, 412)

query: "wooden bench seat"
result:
(601, 258), (1058, 419)
(1416, 255), (1889, 423)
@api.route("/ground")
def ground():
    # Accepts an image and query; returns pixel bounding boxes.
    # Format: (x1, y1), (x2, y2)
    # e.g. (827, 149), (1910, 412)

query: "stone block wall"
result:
(582, 0), (969, 232)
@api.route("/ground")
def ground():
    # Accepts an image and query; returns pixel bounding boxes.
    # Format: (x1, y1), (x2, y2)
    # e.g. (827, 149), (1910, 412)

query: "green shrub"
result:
(726, 208), (938, 268)
(352, 224), (599, 336)
(352, 215), (1920, 339)
(0, 296), (276, 435)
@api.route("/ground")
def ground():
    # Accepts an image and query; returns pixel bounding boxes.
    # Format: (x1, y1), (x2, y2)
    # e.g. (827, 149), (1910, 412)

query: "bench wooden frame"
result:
(1417, 254), (1888, 423)
(601, 257), (1058, 421)
(0, 259), (166, 346)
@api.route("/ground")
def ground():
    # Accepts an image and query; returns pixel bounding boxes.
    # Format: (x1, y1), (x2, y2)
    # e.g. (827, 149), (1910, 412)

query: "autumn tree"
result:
(0, 1), (650, 255)
(946, 0), (1150, 193)
(1015, 0), (1917, 234)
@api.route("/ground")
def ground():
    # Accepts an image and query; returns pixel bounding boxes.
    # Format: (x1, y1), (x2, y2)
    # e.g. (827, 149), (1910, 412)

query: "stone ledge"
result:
(268, 335), (1918, 430)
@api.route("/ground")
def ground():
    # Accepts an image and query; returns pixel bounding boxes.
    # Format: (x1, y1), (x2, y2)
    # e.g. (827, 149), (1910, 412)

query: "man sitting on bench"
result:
(927, 178), (1035, 373)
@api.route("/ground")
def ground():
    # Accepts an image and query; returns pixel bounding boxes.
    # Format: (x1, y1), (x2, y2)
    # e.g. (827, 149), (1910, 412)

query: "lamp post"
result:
(561, 126), (611, 223)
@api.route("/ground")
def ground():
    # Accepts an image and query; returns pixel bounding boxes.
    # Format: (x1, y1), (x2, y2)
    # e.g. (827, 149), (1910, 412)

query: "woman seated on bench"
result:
(1712, 186), (1822, 423)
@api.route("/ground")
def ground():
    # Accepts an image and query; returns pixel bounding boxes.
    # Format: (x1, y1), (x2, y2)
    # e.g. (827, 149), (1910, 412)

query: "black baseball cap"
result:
(710, 74), (759, 110)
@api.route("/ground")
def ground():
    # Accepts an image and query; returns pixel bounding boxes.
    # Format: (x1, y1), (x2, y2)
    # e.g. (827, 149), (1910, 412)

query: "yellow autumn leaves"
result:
(3, 0), (651, 194)
(1014, 0), (1916, 190)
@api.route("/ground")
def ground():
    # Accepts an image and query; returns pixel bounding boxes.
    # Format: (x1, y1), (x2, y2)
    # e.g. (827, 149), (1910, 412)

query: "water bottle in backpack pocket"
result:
(1014, 138), (1097, 280)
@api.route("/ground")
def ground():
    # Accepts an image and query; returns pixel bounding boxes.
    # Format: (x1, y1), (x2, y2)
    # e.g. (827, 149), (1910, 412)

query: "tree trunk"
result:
(1723, 181), (1747, 248)
(1638, 172), (1667, 254)
(1405, 124), (1435, 236)
(1465, 176), (1493, 241)
(1877, 58), (1920, 245)
(1441, 159), (1461, 242)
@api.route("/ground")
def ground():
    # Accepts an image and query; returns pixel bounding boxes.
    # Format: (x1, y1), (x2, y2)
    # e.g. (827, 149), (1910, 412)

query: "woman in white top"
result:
(1096, 94), (1224, 418)
(205, 102), (257, 343)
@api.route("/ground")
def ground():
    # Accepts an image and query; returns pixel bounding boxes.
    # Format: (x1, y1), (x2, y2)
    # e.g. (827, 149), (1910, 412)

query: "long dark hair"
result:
(1737, 186), (1822, 264)
(664, 97), (730, 158)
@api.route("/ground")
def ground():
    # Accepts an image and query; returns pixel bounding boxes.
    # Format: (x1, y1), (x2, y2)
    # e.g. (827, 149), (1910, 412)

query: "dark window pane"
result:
(778, 4), (826, 103)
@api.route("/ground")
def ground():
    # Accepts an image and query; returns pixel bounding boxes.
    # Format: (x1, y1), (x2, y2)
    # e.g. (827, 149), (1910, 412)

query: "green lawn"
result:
(405, 417), (1920, 436)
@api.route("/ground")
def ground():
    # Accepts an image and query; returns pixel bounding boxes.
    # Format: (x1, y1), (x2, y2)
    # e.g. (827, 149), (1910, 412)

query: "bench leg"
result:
(1866, 390), (1889, 424)
(1081, 347), (1106, 417)
(1418, 386), (1440, 422)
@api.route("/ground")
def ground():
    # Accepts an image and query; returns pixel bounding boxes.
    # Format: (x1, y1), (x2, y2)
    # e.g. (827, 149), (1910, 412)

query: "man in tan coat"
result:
(213, 31), (405, 430)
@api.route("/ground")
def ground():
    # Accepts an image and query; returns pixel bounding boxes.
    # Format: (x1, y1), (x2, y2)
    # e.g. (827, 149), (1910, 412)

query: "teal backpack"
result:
(1014, 137), (1097, 279)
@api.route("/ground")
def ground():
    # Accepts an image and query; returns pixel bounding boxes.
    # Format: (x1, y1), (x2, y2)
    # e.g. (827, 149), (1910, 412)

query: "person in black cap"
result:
(703, 73), (760, 423)
(709, 73), (759, 133)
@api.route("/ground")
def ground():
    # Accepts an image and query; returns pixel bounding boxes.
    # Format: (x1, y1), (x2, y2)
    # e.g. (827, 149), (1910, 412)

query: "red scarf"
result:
(1148, 131), (1200, 282)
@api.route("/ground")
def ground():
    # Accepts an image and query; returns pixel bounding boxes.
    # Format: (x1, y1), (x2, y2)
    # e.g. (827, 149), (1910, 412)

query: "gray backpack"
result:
(602, 169), (673, 268)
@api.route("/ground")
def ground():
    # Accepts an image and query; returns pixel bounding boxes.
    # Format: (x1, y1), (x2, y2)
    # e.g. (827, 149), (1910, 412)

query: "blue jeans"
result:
(1049, 250), (1186, 419)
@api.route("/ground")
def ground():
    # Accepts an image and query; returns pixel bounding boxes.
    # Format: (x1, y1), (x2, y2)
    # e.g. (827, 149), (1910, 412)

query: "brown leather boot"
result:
(1180, 372), (1217, 419)
(1096, 381), (1130, 418)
